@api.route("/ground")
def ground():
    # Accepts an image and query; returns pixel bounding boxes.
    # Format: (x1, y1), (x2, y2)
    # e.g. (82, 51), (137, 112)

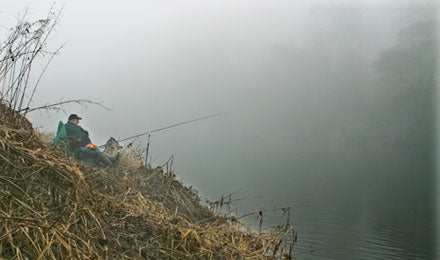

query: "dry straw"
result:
(0, 105), (296, 259)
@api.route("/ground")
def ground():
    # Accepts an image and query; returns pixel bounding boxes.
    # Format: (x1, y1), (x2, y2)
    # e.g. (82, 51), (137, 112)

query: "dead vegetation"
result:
(0, 102), (296, 259)
(0, 10), (295, 259)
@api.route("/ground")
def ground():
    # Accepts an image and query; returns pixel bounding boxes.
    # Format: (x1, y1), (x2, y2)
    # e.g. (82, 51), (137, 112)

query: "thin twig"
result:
(20, 99), (112, 113)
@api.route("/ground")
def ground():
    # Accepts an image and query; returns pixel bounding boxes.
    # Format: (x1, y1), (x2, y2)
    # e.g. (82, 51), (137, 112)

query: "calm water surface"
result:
(214, 142), (435, 259)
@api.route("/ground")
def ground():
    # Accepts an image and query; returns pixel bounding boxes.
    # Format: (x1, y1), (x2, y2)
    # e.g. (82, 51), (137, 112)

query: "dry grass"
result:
(0, 102), (295, 259)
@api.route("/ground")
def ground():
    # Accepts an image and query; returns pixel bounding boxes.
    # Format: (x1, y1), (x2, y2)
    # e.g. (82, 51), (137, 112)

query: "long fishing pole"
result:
(116, 112), (225, 144)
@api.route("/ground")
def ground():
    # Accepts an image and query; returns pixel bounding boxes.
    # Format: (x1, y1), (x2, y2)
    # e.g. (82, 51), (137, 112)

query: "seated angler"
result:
(65, 114), (91, 154)
(63, 114), (119, 166)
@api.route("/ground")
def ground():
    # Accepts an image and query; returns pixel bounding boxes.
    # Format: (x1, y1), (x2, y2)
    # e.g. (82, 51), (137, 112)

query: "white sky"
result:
(0, 0), (436, 189)
(1, 0), (406, 136)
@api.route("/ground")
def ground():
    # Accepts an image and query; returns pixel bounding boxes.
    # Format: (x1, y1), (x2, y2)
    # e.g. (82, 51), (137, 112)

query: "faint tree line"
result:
(373, 6), (437, 147)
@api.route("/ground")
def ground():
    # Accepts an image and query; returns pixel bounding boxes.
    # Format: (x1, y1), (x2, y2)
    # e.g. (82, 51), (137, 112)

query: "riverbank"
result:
(0, 102), (294, 259)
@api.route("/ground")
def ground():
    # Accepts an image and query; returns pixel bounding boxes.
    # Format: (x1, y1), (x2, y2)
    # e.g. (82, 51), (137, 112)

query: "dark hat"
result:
(68, 114), (82, 121)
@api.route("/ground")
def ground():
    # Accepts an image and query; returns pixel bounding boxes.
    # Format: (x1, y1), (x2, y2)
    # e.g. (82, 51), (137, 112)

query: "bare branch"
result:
(19, 99), (112, 114)
(23, 42), (67, 116)
(0, 6), (63, 113)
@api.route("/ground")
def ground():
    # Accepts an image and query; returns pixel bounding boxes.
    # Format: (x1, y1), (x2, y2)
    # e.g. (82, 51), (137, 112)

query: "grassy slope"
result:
(0, 103), (290, 259)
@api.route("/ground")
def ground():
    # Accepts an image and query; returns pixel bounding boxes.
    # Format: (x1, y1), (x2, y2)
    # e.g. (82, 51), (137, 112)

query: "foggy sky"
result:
(0, 0), (436, 195)
(1, 0), (409, 141)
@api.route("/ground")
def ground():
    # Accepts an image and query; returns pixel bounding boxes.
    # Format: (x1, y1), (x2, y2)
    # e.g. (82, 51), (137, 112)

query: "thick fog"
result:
(1, 0), (438, 258)
(1, 1), (422, 163)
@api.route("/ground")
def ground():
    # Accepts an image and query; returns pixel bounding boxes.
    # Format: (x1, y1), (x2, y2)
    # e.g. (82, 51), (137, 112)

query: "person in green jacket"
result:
(64, 114), (118, 166)
(65, 114), (91, 154)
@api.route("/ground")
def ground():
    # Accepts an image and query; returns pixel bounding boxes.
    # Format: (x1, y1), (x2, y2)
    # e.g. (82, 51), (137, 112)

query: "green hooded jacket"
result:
(65, 121), (91, 154)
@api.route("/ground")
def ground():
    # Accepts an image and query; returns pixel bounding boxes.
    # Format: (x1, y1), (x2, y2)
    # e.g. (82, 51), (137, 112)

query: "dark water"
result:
(228, 142), (436, 259)
(295, 153), (433, 259)
(251, 146), (435, 259)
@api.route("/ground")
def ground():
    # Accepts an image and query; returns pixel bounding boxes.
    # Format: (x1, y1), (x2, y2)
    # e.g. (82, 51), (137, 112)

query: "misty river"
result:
(174, 126), (435, 259)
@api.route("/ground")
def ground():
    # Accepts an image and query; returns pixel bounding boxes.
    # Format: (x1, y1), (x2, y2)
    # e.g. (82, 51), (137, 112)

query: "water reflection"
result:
(231, 143), (435, 259)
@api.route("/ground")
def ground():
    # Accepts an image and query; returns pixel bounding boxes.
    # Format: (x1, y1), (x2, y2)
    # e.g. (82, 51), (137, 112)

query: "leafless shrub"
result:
(0, 7), (61, 114)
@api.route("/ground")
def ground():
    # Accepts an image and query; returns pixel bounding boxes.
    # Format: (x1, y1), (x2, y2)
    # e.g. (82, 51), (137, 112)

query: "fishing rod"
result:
(137, 113), (225, 165)
(116, 112), (225, 144)
(98, 112), (224, 165)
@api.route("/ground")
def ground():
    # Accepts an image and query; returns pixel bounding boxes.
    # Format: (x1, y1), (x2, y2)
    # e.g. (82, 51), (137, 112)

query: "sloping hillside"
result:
(0, 102), (294, 259)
